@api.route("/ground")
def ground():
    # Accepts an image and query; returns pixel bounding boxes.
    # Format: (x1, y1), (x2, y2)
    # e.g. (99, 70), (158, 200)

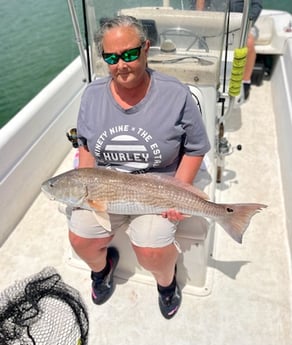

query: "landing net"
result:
(0, 267), (88, 345)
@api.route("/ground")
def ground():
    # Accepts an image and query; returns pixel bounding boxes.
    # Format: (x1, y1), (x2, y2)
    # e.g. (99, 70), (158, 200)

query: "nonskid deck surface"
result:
(0, 81), (291, 345)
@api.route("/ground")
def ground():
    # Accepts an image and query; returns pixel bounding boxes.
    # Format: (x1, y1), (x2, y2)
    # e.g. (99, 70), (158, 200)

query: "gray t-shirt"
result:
(77, 69), (210, 174)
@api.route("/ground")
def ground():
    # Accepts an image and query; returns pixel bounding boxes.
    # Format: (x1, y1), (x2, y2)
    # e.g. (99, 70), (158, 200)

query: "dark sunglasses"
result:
(102, 43), (145, 65)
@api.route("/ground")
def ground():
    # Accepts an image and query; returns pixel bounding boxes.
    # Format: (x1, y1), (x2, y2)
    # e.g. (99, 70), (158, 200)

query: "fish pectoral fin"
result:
(87, 199), (107, 212)
(87, 200), (111, 231)
(91, 211), (111, 232)
(76, 185), (89, 205)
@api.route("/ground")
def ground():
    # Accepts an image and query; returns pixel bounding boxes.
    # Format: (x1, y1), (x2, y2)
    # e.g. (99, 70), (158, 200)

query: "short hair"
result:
(94, 15), (147, 55)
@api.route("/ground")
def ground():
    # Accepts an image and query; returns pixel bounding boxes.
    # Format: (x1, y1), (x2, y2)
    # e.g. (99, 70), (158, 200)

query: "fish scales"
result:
(41, 167), (267, 243)
(82, 170), (216, 215)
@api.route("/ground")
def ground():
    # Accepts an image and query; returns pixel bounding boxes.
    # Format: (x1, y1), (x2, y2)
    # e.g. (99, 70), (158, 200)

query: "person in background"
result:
(68, 15), (210, 319)
(194, 0), (263, 100)
(195, 0), (206, 10)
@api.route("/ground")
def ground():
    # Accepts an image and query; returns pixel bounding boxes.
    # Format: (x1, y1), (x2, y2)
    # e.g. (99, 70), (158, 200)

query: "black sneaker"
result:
(158, 280), (182, 319)
(243, 82), (251, 100)
(91, 247), (119, 305)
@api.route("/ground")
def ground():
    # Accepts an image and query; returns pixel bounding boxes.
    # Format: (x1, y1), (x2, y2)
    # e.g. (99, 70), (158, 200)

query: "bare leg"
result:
(132, 243), (179, 286)
(69, 230), (113, 272)
(243, 33), (256, 82)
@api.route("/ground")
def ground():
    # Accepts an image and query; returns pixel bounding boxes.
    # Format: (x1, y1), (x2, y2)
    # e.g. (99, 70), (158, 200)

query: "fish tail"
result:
(216, 203), (267, 243)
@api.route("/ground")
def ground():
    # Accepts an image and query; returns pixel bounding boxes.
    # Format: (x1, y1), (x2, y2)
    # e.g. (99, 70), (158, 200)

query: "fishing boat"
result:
(0, 0), (291, 344)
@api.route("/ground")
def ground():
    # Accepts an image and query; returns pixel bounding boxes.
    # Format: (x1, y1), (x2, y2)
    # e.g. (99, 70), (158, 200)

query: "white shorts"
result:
(68, 209), (177, 248)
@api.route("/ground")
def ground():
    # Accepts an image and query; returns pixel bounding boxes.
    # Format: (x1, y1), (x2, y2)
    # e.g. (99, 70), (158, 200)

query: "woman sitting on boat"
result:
(68, 15), (210, 319)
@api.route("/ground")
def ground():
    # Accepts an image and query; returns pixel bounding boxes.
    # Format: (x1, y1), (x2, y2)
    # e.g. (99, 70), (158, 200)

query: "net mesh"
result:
(0, 267), (89, 345)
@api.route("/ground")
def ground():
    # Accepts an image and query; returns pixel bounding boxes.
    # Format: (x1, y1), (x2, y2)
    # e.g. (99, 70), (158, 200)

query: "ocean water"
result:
(0, 0), (79, 128)
(0, 0), (291, 128)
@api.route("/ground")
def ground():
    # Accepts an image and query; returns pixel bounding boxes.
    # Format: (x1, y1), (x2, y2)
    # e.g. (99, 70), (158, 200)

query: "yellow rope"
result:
(228, 47), (248, 97)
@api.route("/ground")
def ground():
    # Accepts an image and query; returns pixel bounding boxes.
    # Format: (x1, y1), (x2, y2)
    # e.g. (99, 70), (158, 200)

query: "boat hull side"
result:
(0, 57), (85, 245)
(271, 38), (292, 257)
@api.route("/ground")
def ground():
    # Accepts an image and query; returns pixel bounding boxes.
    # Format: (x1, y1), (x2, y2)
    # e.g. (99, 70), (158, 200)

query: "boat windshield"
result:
(80, 0), (244, 87)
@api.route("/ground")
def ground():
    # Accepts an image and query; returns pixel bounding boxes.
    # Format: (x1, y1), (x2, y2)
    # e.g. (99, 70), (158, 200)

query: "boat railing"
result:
(0, 57), (85, 245)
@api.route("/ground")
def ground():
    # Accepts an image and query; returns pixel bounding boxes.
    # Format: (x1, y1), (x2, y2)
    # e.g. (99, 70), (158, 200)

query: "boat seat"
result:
(255, 15), (273, 46)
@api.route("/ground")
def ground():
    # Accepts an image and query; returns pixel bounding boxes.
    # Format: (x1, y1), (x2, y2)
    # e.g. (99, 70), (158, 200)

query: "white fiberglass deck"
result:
(1, 81), (291, 344)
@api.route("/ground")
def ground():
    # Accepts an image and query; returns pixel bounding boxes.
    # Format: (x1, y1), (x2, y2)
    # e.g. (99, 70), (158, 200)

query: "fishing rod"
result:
(223, 0), (251, 120)
(82, 0), (92, 83)
(216, 0), (250, 182)
(67, 0), (91, 82)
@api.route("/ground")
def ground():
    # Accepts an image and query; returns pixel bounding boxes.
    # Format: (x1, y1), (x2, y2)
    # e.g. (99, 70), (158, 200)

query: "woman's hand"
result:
(161, 209), (186, 221)
(161, 155), (204, 222)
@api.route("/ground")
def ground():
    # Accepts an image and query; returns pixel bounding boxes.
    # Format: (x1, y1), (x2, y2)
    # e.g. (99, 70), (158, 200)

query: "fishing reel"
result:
(216, 122), (242, 183)
(216, 121), (242, 156)
(66, 128), (78, 148)
(218, 136), (242, 156)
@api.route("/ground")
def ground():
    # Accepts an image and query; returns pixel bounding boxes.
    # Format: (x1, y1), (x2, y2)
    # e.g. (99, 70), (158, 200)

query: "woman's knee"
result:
(133, 246), (158, 260)
(133, 244), (177, 269)
(68, 230), (112, 252)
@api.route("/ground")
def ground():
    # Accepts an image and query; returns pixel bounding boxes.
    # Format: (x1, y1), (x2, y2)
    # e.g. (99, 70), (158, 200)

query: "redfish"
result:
(41, 167), (267, 243)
